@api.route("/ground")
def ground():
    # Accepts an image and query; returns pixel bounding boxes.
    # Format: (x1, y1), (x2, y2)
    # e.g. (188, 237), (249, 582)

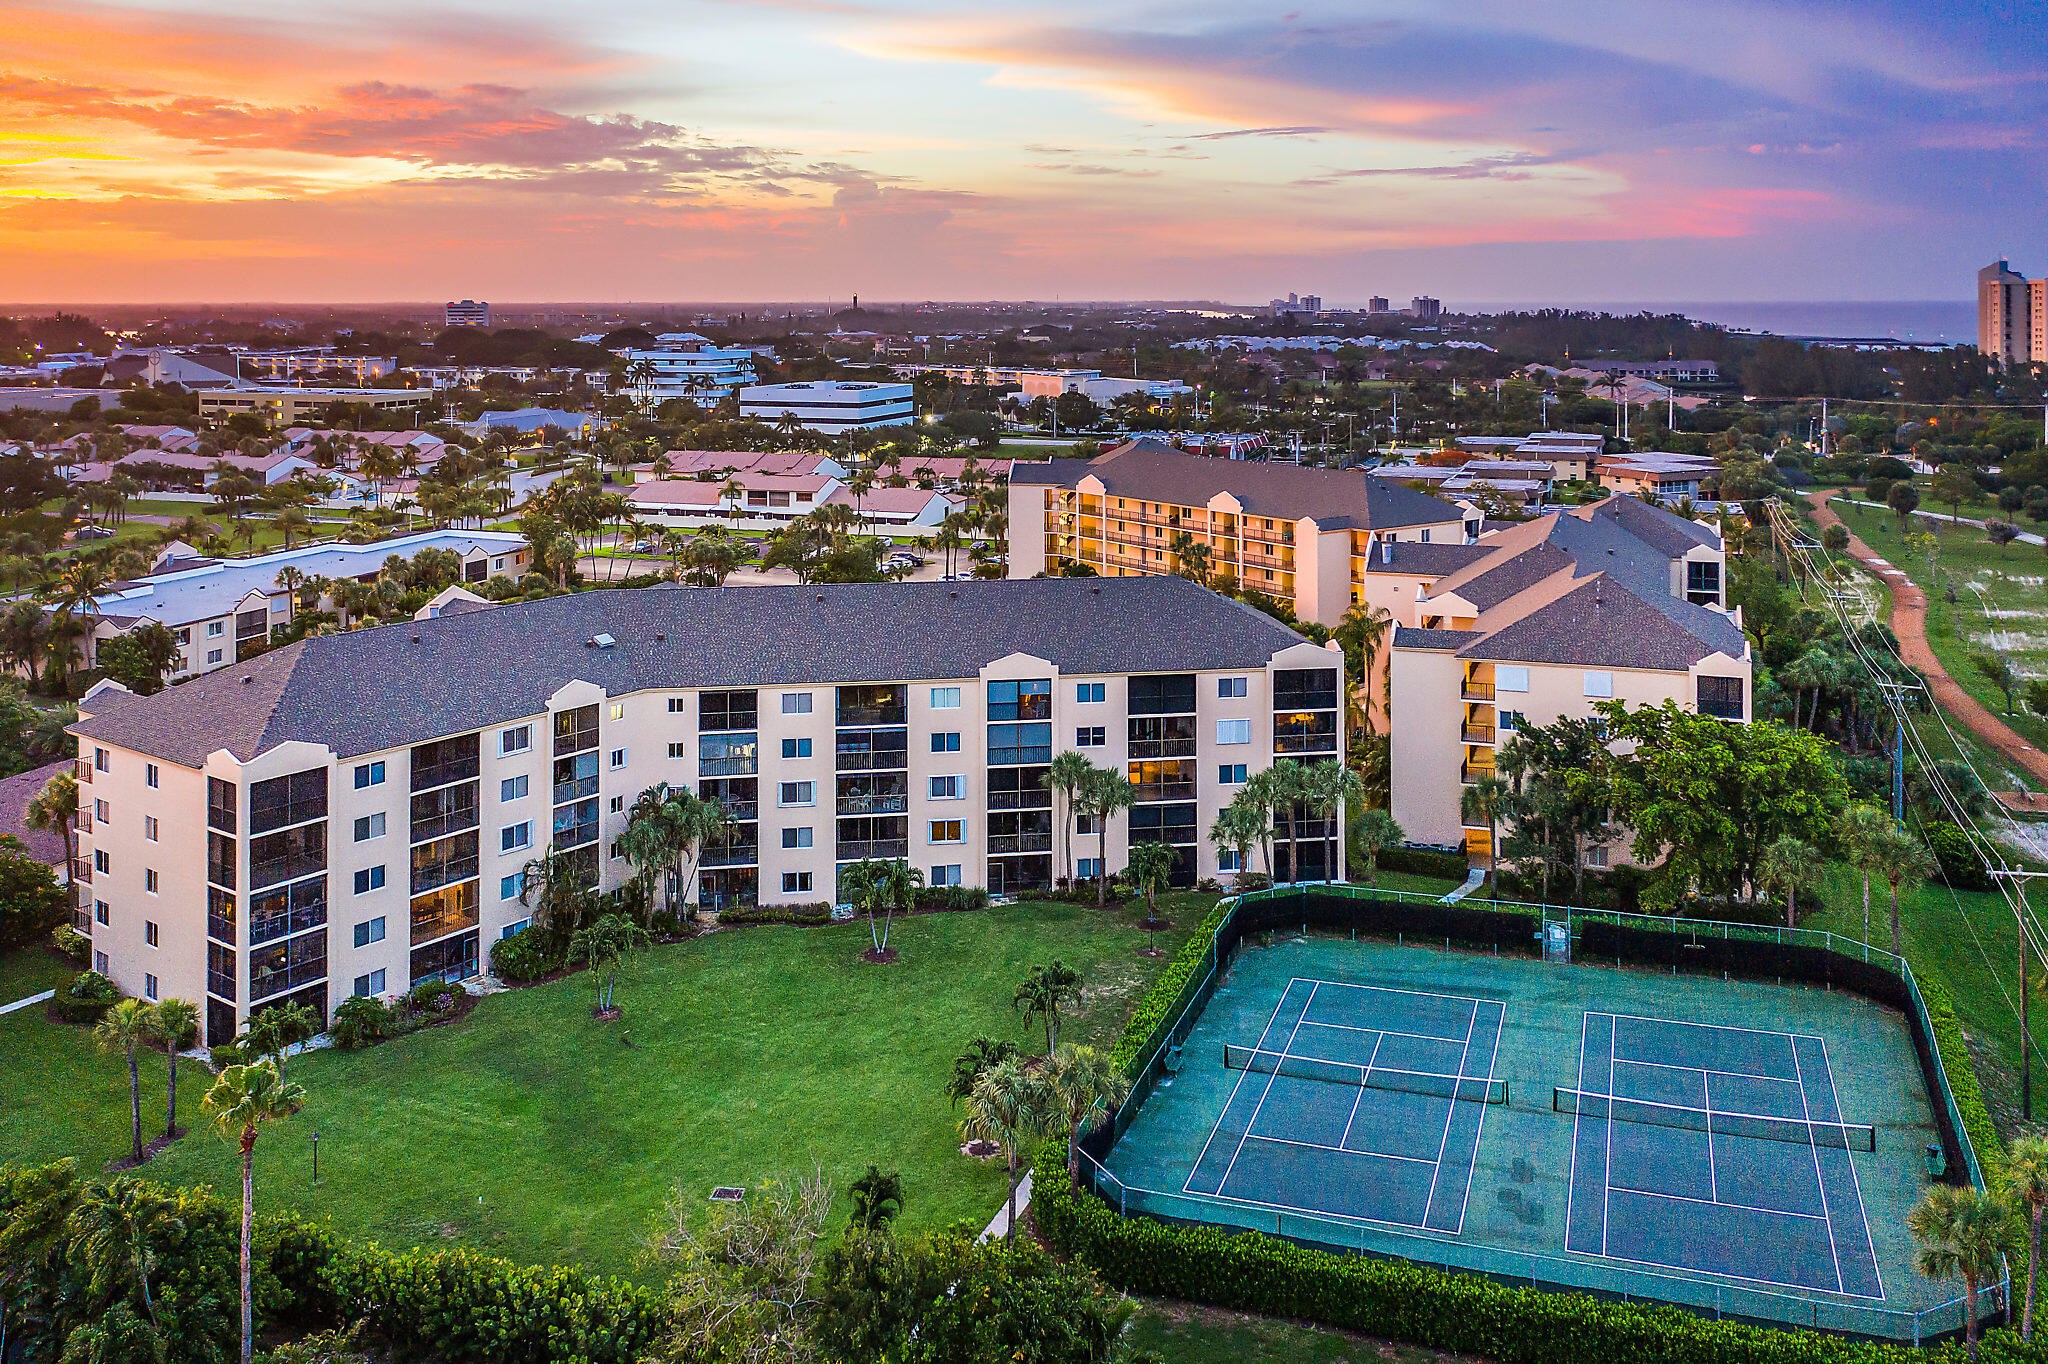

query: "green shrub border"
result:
(1060, 891), (2016, 1356)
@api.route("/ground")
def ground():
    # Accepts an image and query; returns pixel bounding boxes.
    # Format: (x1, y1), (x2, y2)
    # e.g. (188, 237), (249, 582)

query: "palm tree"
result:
(149, 999), (200, 1141)
(2010, 1133), (2048, 1339)
(1079, 768), (1135, 907)
(958, 1059), (1052, 1241)
(1756, 835), (1824, 928)
(946, 1035), (1020, 1107)
(1352, 808), (1405, 887)
(568, 913), (654, 1014)
(1869, 824), (1938, 959)
(66, 1176), (182, 1336)
(842, 857), (922, 957)
(1208, 796), (1264, 886)
(1908, 1183), (2008, 1361)
(202, 1061), (306, 1364)
(1837, 804), (1894, 945)
(848, 1165), (905, 1232)
(1042, 750), (1094, 886)
(25, 769), (78, 882)
(1125, 841), (1176, 924)
(1041, 1046), (1131, 1181)
(96, 999), (158, 1166)
(272, 506), (312, 550)
(1305, 761), (1364, 883)
(1460, 774), (1509, 887)
(1012, 961), (1083, 1055)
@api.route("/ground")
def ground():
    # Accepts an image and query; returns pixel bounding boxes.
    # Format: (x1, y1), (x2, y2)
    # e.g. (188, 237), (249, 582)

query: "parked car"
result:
(73, 525), (114, 541)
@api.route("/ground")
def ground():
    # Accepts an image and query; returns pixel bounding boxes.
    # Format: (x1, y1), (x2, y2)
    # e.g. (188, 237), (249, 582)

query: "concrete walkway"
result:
(0, 988), (55, 1016)
(978, 1171), (1033, 1242)
(1441, 866), (1487, 904)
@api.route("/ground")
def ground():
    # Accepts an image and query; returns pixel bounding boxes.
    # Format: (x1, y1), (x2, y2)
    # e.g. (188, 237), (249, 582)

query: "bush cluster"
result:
(51, 969), (120, 1024)
(1922, 821), (1995, 892)
(1376, 845), (1470, 880)
(717, 901), (836, 926)
(487, 925), (563, 983)
(326, 982), (467, 1052)
(1917, 975), (2002, 1182)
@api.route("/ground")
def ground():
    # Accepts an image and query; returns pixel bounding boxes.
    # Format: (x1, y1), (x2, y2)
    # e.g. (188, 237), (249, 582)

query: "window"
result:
(930, 864), (962, 887)
(1076, 726), (1106, 748)
(930, 732), (961, 753)
(1583, 671), (1614, 699)
(354, 761), (386, 789)
(94, 798), (109, 823)
(700, 691), (758, 731)
(94, 747), (110, 772)
(94, 849), (110, 874)
(145, 763), (159, 789)
(781, 826), (814, 849)
(501, 821), (533, 853)
(1697, 675), (1745, 720)
(781, 692), (813, 715)
(500, 919), (529, 939)
(668, 742), (688, 759)
(1218, 849), (1242, 872)
(144, 816), (158, 842)
(500, 872), (525, 901)
(353, 915), (387, 946)
(145, 869), (159, 894)
(782, 737), (813, 759)
(987, 678), (1051, 720)
(501, 775), (528, 802)
(609, 748), (627, 769)
(500, 724), (532, 756)
(1075, 814), (1098, 836)
(1216, 718), (1251, 745)
(929, 820), (963, 844)
(1075, 682), (1105, 704)
(1495, 666), (1529, 693)
(145, 920), (159, 947)
(94, 950), (108, 975)
(1499, 711), (1525, 733)
(207, 621), (224, 638)
(929, 686), (961, 709)
(144, 974), (158, 1000)
(1686, 559), (1722, 606)
(779, 781), (815, 807)
(782, 871), (814, 893)
(1218, 676), (1248, 698)
(206, 649), (223, 665)
(353, 812), (386, 842)
(354, 866), (386, 895)
(1583, 846), (1610, 868)
(95, 900), (110, 925)
(609, 703), (624, 721)
(1219, 763), (1248, 785)
(609, 795), (625, 814)
(929, 775), (963, 800)
(353, 969), (387, 997)
(1077, 858), (1103, 879)
(174, 628), (189, 646)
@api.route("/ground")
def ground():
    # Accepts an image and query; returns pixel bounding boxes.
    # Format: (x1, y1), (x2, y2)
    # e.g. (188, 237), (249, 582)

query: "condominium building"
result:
(68, 577), (1341, 1043)
(897, 364), (1191, 403)
(1374, 497), (1751, 860)
(197, 388), (434, 425)
(1979, 260), (2047, 367)
(739, 381), (914, 433)
(1008, 438), (1476, 626)
(444, 301), (492, 328)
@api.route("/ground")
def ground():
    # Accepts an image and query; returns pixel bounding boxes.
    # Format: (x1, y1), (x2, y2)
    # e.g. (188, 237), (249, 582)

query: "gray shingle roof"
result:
(1360, 542), (1492, 575)
(1012, 438), (1466, 532)
(1393, 627), (1485, 651)
(73, 577), (1309, 767)
(1456, 575), (1744, 670)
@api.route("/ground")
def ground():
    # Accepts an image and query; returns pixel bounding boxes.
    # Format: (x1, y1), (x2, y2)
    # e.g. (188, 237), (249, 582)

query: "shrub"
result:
(488, 925), (562, 983)
(717, 902), (834, 926)
(912, 884), (989, 913)
(1918, 975), (2002, 1182)
(1864, 475), (1894, 505)
(329, 995), (394, 1051)
(49, 923), (89, 964)
(404, 980), (459, 1016)
(1923, 820), (1994, 891)
(210, 1041), (247, 1071)
(52, 969), (120, 1024)
(1377, 844), (1468, 881)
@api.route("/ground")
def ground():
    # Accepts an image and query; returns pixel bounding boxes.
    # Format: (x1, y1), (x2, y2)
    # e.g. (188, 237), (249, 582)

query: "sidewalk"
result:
(978, 1172), (1033, 1242)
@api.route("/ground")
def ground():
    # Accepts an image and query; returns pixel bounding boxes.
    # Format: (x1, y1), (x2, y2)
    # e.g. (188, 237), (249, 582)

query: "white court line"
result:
(1216, 982), (1320, 1196)
(1239, 1131), (1438, 1167)
(1453, 1000), (1508, 1237)
(1336, 1028), (1383, 1152)
(1601, 1013), (1617, 1256)
(1183, 981), (1304, 1194)
(1294, 1017), (1471, 1047)
(1608, 1184), (1830, 1222)
(1818, 1034), (1887, 1300)
(1790, 1034), (1848, 1296)
(1617, 1057), (1805, 1089)
(1703, 1062), (1719, 1203)
(1419, 998), (1479, 1223)
(1607, 1011), (1826, 1042)
(1565, 1012), (1591, 1252)
(1585, 1232), (1888, 1301)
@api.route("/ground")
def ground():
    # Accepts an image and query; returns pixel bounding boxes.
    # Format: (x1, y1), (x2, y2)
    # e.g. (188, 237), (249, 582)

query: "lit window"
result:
(929, 820), (963, 844)
(609, 703), (624, 721)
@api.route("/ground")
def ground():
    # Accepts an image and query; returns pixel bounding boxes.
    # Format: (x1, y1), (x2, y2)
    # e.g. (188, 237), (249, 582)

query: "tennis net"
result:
(1553, 1087), (1876, 1152)
(1222, 1043), (1509, 1104)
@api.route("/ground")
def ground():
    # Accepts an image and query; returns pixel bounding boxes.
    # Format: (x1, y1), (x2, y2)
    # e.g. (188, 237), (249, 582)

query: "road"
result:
(1806, 490), (2048, 799)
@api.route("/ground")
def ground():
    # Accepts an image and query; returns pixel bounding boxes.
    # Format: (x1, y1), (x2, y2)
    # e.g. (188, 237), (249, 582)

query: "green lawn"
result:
(1127, 1299), (1465, 1363)
(0, 897), (1230, 1275)
(0, 945), (72, 1006)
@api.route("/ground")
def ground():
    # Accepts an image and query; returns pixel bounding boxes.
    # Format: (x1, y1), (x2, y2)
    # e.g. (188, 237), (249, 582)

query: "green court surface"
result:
(1099, 934), (1979, 1340)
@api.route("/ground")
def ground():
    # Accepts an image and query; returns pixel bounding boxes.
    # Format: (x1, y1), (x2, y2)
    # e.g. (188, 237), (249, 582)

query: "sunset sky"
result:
(4, 0), (2043, 305)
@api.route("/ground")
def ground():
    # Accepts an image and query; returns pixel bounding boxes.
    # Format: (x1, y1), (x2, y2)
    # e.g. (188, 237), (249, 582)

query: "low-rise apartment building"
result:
(198, 388), (435, 425)
(1378, 497), (1751, 859)
(1008, 438), (1476, 626)
(68, 577), (1341, 1043)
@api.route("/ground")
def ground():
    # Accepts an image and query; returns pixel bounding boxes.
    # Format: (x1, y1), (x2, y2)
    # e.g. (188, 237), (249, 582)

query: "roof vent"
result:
(411, 634), (421, 643)
(655, 632), (665, 642)
(241, 675), (253, 685)
(590, 633), (616, 649)
(816, 593), (825, 603)
(949, 590), (958, 599)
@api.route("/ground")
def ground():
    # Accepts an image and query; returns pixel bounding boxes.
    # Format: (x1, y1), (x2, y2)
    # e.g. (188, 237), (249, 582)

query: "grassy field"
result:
(2, 896), (1245, 1275)
(1126, 1299), (1464, 1363)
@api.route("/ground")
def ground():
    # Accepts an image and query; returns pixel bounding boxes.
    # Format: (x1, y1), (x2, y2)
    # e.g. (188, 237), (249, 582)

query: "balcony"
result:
(988, 833), (1053, 855)
(1131, 782), (1196, 804)
(1462, 724), (1496, 745)
(1460, 763), (1495, 785)
(1461, 680), (1495, 702)
(836, 839), (909, 861)
(207, 970), (236, 1000)
(701, 842), (760, 869)
(248, 957), (325, 1003)
(837, 793), (908, 816)
(987, 789), (1052, 810)
(1274, 734), (1340, 755)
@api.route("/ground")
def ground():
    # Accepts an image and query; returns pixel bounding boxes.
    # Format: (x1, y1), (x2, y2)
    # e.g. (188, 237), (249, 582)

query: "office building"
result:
(1008, 437), (1476, 626)
(68, 576), (1341, 1042)
(738, 380), (914, 433)
(621, 335), (760, 404)
(198, 388), (434, 425)
(444, 301), (492, 328)
(1979, 260), (2046, 367)
(898, 365), (1191, 403)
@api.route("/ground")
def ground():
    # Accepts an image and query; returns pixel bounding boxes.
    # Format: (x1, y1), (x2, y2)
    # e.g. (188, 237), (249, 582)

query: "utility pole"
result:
(1995, 869), (2048, 1121)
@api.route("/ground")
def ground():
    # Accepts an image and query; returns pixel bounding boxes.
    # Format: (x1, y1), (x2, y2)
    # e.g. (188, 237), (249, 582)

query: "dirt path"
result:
(1805, 489), (2048, 793)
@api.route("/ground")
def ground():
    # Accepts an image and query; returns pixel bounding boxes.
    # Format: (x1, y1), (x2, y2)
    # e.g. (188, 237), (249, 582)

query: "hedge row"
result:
(1107, 897), (1233, 1073)
(1034, 1145), (2034, 1364)
(1917, 975), (2003, 1184)
(1378, 845), (1470, 881)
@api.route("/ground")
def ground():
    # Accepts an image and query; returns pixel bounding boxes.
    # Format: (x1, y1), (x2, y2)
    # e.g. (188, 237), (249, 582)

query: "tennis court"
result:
(1184, 978), (1506, 1233)
(1562, 1012), (1882, 1298)
(1095, 930), (1973, 1337)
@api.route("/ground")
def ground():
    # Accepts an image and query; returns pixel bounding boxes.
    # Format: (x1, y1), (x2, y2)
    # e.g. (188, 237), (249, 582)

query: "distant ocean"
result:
(1466, 301), (1974, 345)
